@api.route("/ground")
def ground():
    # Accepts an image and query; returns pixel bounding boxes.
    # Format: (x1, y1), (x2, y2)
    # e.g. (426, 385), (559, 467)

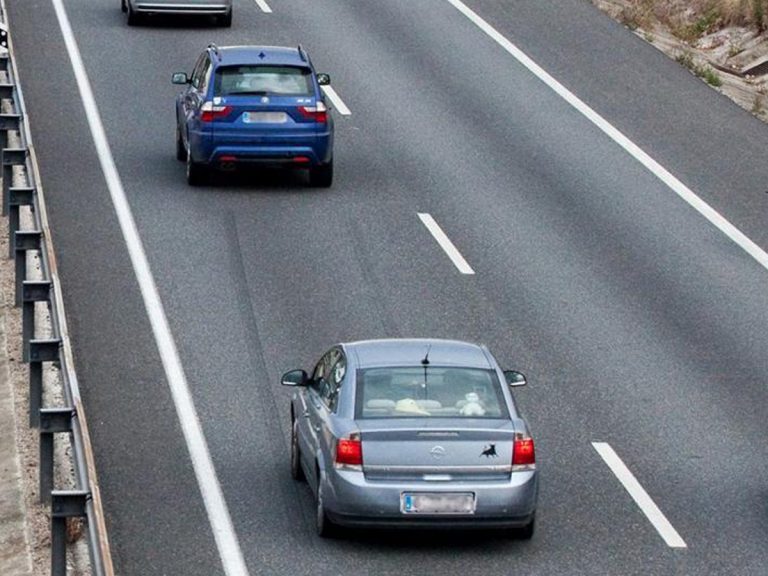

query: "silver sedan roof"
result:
(344, 338), (493, 369)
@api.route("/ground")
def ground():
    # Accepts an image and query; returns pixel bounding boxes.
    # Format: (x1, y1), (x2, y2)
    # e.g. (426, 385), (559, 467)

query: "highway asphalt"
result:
(6, 0), (768, 574)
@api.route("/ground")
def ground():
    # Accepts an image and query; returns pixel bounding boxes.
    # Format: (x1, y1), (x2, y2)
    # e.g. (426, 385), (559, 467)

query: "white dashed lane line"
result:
(253, 0), (272, 13)
(593, 442), (687, 549)
(321, 85), (351, 116)
(418, 213), (475, 275)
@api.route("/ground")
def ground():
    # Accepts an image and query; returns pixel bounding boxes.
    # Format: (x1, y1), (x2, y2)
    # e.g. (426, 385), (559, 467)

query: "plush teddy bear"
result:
(459, 392), (485, 416)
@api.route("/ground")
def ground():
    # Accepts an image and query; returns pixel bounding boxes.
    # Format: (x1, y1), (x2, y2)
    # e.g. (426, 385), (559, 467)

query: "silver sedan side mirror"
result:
(504, 370), (527, 387)
(281, 369), (308, 387)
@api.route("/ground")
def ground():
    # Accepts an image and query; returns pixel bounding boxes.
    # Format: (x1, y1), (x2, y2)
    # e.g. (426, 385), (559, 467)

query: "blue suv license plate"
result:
(401, 492), (476, 514)
(242, 112), (288, 124)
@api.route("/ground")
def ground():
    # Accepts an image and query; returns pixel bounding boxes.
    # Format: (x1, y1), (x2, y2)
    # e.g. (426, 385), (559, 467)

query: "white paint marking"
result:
(321, 85), (351, 116)
(50, 1), (250, 575)
(418, 213), (475, 275)
(253, 0), (272, 13)
(446, 0), (768, 273)
(593, 442), (687, 548)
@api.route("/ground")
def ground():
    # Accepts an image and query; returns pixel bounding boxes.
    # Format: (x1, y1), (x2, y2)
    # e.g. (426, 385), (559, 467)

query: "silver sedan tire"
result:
(315, 480), (336, 538)
(290, 419), (304, 481)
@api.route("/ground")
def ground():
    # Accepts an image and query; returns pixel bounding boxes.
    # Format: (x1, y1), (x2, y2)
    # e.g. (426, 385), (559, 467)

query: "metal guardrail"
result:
(0, 5), (113, 576)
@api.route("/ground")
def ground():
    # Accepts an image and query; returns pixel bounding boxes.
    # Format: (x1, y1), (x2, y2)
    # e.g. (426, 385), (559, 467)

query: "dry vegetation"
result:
(593, 0), (768, 120)
(616, 0), (766, 35)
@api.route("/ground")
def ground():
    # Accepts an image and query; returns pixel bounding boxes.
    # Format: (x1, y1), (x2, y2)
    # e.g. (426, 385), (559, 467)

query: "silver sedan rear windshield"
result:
(214, 65), (313, 96)
(356, 367), (508, 419)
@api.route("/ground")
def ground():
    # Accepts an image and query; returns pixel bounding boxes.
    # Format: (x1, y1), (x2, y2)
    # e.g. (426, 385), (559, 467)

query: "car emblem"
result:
(480, 444), (498, 458)
(430, 446), (446, 459)
(261, 96), (269, 104)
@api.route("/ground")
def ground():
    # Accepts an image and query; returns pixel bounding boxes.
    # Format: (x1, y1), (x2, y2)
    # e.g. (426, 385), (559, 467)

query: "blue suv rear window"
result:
(214, 66), (313, 96)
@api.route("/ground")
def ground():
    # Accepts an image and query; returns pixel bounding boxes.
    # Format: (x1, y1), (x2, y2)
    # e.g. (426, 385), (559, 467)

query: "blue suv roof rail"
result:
(297, 44), (308, 63)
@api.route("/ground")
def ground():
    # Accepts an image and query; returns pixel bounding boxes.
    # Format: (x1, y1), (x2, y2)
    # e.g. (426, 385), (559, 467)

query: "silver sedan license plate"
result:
(242, 112), (288, 124)
(401, 492), (475, 515)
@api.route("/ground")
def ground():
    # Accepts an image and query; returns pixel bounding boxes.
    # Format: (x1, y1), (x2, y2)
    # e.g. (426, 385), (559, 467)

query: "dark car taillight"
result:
(512, 437), (535, 470)
(335, 436), (363, 470)
(200, 101), (232, 122)
(298, 102), (327, 123)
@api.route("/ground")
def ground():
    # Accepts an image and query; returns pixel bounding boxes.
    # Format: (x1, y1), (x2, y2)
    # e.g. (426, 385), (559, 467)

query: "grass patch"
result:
(699, 66), (723, 86)
(676, 51), (695, 69)
(675, 51), (723, 86)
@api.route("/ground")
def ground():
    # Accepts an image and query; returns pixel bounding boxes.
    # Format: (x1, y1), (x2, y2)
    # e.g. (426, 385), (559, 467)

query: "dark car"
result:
(282, 339), (538, 537)
(122, 0), (233, 27)
(173, 44), (334, 186)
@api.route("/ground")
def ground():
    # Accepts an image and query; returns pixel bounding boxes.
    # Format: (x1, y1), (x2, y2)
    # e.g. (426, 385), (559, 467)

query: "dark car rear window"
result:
(356, 367), (508, 419)
(214, 65), (313, 96)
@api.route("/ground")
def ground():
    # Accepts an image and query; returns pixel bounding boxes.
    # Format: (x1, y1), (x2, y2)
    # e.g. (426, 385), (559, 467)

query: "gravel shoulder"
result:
(0, 207), (38, 576)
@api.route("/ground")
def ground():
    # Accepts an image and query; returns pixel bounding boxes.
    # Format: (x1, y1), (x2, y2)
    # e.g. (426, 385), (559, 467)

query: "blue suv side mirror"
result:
(172, 73), (189, 85)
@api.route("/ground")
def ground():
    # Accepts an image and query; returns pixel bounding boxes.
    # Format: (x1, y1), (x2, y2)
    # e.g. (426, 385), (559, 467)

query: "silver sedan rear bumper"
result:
(324, 468), (538, 529)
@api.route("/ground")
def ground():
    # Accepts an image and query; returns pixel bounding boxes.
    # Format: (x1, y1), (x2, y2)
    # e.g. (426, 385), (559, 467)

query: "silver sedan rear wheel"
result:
(290, 419), (304, 481)
(315, 480), (336, 538)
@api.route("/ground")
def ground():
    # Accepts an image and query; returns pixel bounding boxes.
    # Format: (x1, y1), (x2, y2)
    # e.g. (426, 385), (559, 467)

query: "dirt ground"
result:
(592, 0), (768, 121)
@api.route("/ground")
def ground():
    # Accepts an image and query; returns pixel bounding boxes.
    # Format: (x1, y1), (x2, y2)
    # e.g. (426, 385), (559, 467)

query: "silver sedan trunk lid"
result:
(358, 420), (515, 482)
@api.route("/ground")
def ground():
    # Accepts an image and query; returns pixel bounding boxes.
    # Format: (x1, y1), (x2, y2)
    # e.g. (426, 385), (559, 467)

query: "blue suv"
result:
(173, 44), (334, 187)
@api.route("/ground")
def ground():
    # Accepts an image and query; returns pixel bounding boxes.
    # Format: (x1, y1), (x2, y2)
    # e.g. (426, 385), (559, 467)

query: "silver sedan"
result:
(121, 0), (233, 27)
(282, 338), (538, 538)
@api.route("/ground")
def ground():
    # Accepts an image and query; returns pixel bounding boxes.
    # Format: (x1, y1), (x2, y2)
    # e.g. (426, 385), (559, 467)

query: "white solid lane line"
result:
(50, 1), (250, 575)
(321, 85), (351, 115)
(418, 213), (475, 275)
(446, 0), (768, 274)
(254, 0), (272, 13)
(593, 442), (687, 548)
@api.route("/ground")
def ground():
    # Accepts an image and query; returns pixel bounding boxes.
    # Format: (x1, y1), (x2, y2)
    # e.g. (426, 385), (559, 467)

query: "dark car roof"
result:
(345, 339), (493, 369)
(213, 45), (309, 68)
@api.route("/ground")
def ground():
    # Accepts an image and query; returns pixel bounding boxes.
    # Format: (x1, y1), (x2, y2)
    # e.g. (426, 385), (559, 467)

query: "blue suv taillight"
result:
(200, 101), (233, 122)
(297, 102), (327, 123)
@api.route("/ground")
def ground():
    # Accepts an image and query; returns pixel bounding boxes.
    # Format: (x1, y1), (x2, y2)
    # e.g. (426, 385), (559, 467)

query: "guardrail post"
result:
(0, 83), (13, 101)
(0, 113), (20, 153)
(9, 185), (33, 258)
(51, 490), (89, 576)
(39, 408), (74, 504)
(2, 146), (26, 216)
(27, 339), (61, 428)
(22, 281), (50, 362)
(14, 229), (40, 306)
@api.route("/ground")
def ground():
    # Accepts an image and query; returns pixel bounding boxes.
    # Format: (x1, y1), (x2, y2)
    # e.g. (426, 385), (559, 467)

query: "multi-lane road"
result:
(7, 0), (768, 574)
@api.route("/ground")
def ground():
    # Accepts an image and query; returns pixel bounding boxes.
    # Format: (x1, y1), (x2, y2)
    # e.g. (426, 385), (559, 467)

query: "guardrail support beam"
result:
(22, 280), (51, 362)
(39, 408), (74, 505)
(14, 229), (41, 306)
(27, 339), (61, 428)
(0, 113), (21, 151)
(2, 146), (26, 216)
(0, 82), (13, 100)
(51, 490), (89, 576)
(9, 185), (33, 258)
